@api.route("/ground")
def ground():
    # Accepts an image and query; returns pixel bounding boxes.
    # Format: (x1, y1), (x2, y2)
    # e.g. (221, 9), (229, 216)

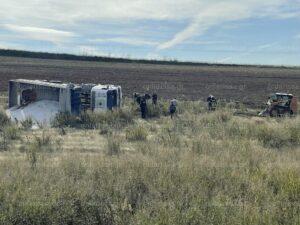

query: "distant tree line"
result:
(0, 49), (294, 69)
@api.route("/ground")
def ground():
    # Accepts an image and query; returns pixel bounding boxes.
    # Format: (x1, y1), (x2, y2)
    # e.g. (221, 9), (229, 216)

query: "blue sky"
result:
(0, 0), (299, 66)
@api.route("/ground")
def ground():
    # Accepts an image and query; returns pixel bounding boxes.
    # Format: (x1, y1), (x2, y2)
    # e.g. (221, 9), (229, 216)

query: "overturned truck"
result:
(7, 79), (122, 124)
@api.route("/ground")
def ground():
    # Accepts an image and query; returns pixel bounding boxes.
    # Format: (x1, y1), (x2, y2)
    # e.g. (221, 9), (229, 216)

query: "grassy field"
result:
(1, 96), (300, 224)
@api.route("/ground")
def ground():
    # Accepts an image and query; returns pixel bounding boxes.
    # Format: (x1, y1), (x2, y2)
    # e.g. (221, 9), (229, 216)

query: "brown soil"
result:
(1, 56), (299, 105)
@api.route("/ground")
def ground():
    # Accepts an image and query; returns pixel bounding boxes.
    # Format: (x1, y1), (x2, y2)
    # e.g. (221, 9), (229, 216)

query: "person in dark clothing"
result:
(152, 93), (158, 105)
(140, 97), (147, 119)
(169, 98), (177, 119)
(133, 92), (141, 104)
(145, 94), (151, 100)
(207, 94), (217, 111)
(136, 96), (142, 105)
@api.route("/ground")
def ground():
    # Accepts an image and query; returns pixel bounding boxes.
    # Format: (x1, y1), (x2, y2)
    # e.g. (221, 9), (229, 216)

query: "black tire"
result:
(270, 108), (279, 117)
(282, 111), (290, 118)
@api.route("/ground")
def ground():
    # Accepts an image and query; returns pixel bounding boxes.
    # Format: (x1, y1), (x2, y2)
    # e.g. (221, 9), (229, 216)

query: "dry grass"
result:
(1, 97), (300, 224)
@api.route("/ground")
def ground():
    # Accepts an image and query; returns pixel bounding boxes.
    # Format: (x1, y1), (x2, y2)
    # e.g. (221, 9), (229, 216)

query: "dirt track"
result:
(0, 56), (300, 105)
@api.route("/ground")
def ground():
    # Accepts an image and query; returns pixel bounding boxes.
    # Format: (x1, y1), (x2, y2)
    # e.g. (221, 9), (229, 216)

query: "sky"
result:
(0, 0), (299, 66)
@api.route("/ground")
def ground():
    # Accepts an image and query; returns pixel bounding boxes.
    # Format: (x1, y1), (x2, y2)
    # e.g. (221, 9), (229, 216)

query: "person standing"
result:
(140, 97), (147, 119)
(133, 92), (138, 104)
(169, 98), (177, 119)
(207, 95), (217, 111)
(152, 93), (158, 105)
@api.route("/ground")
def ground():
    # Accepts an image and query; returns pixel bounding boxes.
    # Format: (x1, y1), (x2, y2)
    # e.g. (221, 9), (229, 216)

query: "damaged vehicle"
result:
(258, 93), (297, 117)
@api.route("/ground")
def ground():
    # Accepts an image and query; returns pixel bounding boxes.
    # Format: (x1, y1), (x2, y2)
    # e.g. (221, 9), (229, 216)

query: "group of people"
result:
(133, 93), (158, 119)
(133, 93), (178, 119)
(133, 92), (217, 119)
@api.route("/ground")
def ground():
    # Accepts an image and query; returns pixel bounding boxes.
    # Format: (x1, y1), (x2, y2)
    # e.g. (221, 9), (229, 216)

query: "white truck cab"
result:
(91, 85), (122, 112)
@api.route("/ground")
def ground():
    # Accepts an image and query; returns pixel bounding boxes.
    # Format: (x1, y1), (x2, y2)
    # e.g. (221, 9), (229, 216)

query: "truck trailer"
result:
(8, 79), (122, 117)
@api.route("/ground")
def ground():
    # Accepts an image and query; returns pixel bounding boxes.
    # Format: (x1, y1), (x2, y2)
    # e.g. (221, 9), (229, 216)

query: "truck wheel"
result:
(283, 111), (290, 118)
(270, 109), (279, 117)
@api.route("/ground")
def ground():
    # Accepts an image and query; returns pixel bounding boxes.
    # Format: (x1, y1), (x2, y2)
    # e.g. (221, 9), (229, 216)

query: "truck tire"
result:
(270, 108), (279, 117)
(283, 111), (290, 118)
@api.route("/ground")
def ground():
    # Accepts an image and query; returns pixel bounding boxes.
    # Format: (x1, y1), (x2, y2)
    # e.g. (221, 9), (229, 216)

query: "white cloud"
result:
(0, 0), (294, 24)
(0, 0), (298, 50)
(158, 0), (288, 49)
(2, 24), (75, 44)
(0, 0), (204, 24)
(90, 37), (158, 46)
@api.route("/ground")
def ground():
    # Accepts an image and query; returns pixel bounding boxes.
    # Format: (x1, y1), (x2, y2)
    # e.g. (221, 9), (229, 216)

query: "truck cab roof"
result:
(274, 93), (293, 96)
